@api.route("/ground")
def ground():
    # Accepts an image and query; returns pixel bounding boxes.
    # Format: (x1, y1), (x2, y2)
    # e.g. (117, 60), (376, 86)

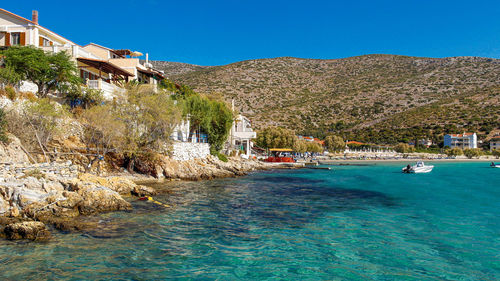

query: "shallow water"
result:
(0, 162), (499, 280)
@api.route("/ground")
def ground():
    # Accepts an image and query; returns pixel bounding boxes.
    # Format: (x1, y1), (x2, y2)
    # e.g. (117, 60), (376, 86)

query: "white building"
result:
(230, 114), (256, 156)
(490, 136), (500, 151)
(0, 8), (164, 99)
(444, 132), (477, 149)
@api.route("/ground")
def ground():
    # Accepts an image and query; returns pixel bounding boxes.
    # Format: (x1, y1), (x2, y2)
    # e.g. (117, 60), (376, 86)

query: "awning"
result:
(113, 49), (132, 56)
(77, 57), (134, 77)
(137, 67), (165, 79)
(269, 148), (293, 152)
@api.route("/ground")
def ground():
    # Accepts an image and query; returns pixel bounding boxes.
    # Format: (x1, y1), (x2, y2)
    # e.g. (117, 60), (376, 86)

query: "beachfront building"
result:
(297, 136), (325, 147)
(444, 132), (477, 149)
(83, 43), (165, 86)
(0, 8), (155, 99)
(490, 136), (500, 151)
(230, 114), (256, 157)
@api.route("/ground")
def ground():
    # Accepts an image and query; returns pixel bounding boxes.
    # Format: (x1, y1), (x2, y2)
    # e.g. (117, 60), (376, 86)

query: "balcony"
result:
(40, 45), (99, 59)
(234, 131), (256, 140)
(86, 79), (125, 100)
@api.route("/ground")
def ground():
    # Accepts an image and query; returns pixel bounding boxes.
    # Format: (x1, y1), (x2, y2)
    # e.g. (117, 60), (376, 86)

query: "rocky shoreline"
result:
(0, 151), (275, 241)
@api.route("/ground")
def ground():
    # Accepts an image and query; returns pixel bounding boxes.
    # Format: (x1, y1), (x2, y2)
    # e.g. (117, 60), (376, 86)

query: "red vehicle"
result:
(265, 148), (295, 163)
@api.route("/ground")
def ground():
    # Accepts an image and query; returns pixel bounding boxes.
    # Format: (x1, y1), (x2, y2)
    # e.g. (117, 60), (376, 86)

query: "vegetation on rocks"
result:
(0, 108), (7, 143)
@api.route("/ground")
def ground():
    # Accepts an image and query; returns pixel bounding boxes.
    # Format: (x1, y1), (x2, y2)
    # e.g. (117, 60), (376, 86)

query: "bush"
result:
(445, 147), (463, 157)
(5, 86), (17, 101)
(216, 152), (228, 162)
(0, 108), (8, 143)
(463, 148), (482, 159)
(492, 149), (500, 159)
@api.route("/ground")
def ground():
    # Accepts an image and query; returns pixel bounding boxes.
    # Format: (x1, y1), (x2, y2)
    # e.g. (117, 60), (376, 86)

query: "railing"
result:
(39, 45), (99, 59)
(86, 79), (125, 100)
(233, 131), (257, 139)
(87, 80), (99, 89)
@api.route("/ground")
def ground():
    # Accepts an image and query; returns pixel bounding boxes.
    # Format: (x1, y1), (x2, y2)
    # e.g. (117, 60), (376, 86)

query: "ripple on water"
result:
(0, 163), (499, 280)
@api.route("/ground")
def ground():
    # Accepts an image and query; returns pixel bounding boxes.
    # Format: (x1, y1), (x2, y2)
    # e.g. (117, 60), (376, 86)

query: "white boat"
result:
(402, 161), (434, 173)
(490, 162), (500, 168)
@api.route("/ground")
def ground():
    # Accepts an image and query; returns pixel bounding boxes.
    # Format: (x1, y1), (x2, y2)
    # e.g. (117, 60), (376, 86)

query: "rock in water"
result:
(3, 221), (51, 241)
(77, 186), (132, 215)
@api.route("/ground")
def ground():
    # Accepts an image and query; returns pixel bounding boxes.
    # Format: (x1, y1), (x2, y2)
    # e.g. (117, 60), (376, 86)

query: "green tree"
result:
(445, 147), (463, 157)
(256, 127), (296, 149)
(394, 143), (415, 153)
(0, 66), (22, 88)
(463, 148), (482, 159)
(178, 90), (233, 154)
(324, 135), (345, 152)
(306, 141), (323, 153)
(1, 46), (80, 97)
(492, 149), (500, 159)
(293, 139), (307, 153)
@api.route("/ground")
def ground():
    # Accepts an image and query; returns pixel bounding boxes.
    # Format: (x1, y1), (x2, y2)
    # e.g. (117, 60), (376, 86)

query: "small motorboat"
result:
(402, 161), (434, 173)
(490, 162), (500, 168)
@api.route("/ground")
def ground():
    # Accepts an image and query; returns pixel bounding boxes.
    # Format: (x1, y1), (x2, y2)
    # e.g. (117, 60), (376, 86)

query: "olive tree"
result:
(80, 104), (126, 173)
(1, 46), (80, 97)
(324, 135), (345, 152)
(463, 148), (482, 159)
(256, 127), (296, 149)
(445, 147), (463, 157)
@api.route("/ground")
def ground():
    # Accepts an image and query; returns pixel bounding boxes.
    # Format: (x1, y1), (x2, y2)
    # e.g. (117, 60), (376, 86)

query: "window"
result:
(42, 37), (51, 47)
(11, 33), (20, 45)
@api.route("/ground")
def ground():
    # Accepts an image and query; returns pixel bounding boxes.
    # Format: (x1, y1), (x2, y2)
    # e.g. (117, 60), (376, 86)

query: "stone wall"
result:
(172, 142), (210, 161)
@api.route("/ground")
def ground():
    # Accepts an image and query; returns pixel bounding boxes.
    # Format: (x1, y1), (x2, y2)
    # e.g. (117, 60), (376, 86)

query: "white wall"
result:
(172, 142), (210, 161)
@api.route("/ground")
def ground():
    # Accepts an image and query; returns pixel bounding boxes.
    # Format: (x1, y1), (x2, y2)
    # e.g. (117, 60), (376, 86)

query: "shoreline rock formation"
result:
(0, 136), (276, 241)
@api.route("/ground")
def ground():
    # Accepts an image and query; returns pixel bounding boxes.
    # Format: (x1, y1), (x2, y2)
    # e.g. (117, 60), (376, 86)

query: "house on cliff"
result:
(0, 8), (163, 99)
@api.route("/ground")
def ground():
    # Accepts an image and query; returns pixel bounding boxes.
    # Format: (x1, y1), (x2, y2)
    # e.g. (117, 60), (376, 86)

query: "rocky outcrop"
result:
(157, 155), (271, 180)
(0, 161), (160, 240)
(0, 133), (30, 164)
(3, 221), (51, 241)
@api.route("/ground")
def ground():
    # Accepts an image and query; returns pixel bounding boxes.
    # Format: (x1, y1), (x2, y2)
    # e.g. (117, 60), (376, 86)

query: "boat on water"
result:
(490, 162), (500, 168)
(402, 161), (434, 173)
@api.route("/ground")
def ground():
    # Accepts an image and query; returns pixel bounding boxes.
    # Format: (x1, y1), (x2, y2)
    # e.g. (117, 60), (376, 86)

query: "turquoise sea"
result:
(0, 162), (499, 280)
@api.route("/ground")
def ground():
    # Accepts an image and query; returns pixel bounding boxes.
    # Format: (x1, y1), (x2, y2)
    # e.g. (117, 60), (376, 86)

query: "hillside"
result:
(144, 60), (210, 77)
(150, 55), (500, 144)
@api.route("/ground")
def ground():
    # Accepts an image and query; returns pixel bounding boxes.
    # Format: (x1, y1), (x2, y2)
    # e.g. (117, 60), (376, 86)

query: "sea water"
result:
(0, 162), (498, 280)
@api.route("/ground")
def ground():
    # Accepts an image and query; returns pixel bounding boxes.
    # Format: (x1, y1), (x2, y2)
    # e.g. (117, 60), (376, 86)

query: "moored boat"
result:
(490, 162), (500, 168)
(402, 161), (434, 173)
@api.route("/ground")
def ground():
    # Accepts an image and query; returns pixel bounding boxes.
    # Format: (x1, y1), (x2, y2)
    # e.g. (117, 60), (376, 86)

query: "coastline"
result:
(318, 158), (497, 164)
(0, 154), (279, 241)
(0, 150), (495, 241)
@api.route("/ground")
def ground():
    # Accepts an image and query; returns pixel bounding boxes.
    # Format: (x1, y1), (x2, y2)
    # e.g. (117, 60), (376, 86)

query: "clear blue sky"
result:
(4, 0), (500, 65)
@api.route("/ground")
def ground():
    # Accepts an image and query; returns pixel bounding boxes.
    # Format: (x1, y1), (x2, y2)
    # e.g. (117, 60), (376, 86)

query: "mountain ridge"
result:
(149, 54), (500, 144)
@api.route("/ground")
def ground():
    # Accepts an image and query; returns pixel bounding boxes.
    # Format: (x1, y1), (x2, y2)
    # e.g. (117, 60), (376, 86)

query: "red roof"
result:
(346, 141), (364, 145)
(491, 136), (500, 140)
(0, 8), (79, 47)
(449, 133), (474, 137)
(0, 8), (35, 24)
